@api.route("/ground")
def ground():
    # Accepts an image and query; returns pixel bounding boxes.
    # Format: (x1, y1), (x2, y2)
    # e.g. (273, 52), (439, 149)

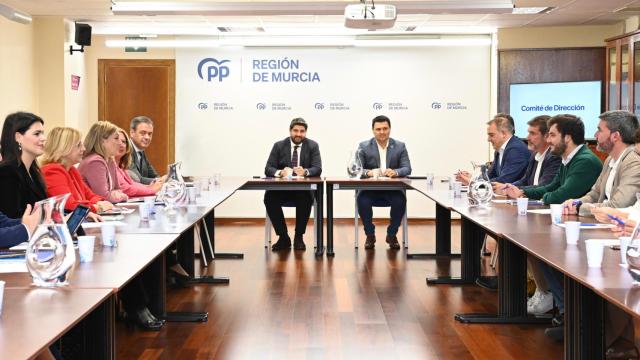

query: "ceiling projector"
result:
(344, 3), (397, 30)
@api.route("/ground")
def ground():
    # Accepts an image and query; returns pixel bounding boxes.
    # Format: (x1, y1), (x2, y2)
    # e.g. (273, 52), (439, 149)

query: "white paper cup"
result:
(620, 236), (632, 264)
(564, 221), (581, 245)
(517, 197), (528, 216)
(213, 173), (221, 186)
(452, 181), (462, 197)
(448, 176), (453, 190)
(585, 240), (605, 268)
(550, 204), (563, 224)
(77, 235), (95, 262)
(426, 173), (434, 186)
(101, 224), (116, 247)
(138, 203), (150, 221)
(187, 187), (197, 203)
(194, 180), (202, 197)
(0, 280), (5, 316)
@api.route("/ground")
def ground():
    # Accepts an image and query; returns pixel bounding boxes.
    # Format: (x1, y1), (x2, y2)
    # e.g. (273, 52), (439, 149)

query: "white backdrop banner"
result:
(176, 44), (492, 218)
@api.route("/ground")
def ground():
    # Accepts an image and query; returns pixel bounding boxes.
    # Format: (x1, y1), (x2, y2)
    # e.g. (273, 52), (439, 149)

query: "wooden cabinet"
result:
(606, 31), (640, 113)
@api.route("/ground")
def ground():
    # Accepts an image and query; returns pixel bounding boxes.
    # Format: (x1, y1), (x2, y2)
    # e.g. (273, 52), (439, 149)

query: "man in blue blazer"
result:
(264, 118), (322, 251)
(356, 115), (411, 250)
(494, 115), (562, 190)
(457, 115), (530, 185)
(0, 204), (39, 248)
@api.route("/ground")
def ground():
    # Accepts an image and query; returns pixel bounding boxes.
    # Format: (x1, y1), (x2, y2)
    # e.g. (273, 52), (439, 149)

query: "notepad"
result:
(80, 221), (127, 229)
(527, 209), (552, 214)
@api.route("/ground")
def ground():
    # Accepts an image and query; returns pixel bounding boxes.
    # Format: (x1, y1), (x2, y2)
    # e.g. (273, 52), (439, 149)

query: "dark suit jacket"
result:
(128, 147), (159, 185)
(0, 162), (47, 218)
(0, 211), (28, 248)
(264, 137), (322, 177)
(488, 136), (530, 183)
(358, 138), (412, 178)
(512, 149), (562, 188)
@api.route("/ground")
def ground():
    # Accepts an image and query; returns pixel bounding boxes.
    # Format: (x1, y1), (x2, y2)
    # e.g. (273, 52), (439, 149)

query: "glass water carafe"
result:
(347, 149), (363, 179)
(468, 164), (493, 207)
(26, 193), (76, 287)
(160, 162), (187, 214)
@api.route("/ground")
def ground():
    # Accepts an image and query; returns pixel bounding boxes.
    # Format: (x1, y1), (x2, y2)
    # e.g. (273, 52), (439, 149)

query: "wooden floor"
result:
(116, 219), (564, 359)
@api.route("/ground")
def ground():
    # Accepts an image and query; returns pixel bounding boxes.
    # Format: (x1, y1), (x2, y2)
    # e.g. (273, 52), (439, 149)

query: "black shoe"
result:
(475, 276), (498, 291)
(606, 338), (640, 359)
(293, 234), (306, 251)
(271, 236), (291, 251)
(544, 314), (564, 342)
(128, 308), (164, 331)
(167, 272), (190, 288)
(364, 234), (376, 249)
(544, 325), (564, 341)
(386, 235), (400, 250)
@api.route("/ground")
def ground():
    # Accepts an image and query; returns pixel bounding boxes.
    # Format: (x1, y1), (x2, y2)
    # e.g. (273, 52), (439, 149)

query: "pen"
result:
(607, 214), (626, 226)
(572, 200), (582, 206)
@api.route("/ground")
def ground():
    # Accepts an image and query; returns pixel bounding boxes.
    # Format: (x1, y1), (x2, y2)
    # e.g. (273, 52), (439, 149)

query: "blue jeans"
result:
(356, 190), (406, 236)
(541, 262), (564, 314)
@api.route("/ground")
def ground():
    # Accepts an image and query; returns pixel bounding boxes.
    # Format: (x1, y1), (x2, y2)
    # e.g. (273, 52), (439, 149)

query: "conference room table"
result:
(410, 180), (640, 359)
(0, 288), (113, 360)
(238, 177), (325, 256)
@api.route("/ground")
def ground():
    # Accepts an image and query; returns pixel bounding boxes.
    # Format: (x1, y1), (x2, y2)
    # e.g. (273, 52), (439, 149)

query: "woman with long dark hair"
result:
(0, 112), (47, 218)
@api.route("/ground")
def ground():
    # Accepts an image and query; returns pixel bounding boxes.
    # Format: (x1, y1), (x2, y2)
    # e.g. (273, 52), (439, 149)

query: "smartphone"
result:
(67, 205), (91, 236)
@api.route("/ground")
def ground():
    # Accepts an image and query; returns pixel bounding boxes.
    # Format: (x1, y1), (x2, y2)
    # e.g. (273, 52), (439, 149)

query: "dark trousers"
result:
(357, 190), (406, 236)
(541, 262), (564, 314)
(120, 273), (151, 315)
(264, 190), (313, 238)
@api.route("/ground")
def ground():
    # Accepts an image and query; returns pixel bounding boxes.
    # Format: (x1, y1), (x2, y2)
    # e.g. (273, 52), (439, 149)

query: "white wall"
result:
(175, 44), (492, 218)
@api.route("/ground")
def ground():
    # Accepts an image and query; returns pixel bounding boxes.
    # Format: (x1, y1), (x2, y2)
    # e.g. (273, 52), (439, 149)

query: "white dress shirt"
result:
(498, 136), (511, 167)
(604, 156), (620, 200)
(532, 147), (549, 186)
(275, 140), (303, 177)
(562, 144), (583, 166)
(377, 140), (389, 172)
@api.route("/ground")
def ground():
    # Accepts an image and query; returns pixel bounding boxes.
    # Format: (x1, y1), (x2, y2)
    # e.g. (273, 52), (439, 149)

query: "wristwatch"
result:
(304, 169), (310, 177)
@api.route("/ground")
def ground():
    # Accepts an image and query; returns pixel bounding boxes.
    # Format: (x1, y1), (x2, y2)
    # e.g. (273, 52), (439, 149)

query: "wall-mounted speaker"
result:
(75, 23), (92, 46)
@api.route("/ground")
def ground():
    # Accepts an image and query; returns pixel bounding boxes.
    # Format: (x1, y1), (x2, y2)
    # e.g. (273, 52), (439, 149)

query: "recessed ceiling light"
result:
(512, 7), (554, 15)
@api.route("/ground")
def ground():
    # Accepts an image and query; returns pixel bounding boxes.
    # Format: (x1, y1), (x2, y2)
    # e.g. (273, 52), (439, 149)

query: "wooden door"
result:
(98, 59), (175, 175)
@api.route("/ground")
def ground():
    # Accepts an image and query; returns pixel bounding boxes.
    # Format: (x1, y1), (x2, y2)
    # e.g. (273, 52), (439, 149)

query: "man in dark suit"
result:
(487, 115), (561, 298)
(494, 115), (562, 191)
(457, 115), (530, 185)
(128, 116), (163, 185)
(0, 205), (40, 248)
(357, 115), (412, 250)
(264, 118), (322, 251)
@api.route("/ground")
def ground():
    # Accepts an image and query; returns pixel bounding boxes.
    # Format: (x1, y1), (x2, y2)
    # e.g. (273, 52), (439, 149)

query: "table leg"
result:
(564, 276), (605, 359)
(315, 184), (325, 257)
(427, 217), (481, 284)
(408, 203), (460, 259)
(179, 224), (230, 285)
(206, 210), (244, 260)
(326, 185), (335, 257)
(454, 236), (551, 324)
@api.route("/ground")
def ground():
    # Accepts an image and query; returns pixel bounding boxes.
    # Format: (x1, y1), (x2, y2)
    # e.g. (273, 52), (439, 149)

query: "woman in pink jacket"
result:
(114, 128), (162, 197)
(78, 121), (128, 203)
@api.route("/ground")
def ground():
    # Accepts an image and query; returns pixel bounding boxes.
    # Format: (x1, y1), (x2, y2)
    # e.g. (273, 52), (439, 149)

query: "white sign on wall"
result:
(176, 44), (492, 218)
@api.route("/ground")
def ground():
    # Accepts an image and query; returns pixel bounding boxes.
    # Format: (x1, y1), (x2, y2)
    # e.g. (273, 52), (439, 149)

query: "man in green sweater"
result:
(505, 114), (602, 204)
(505, 114), (602, 342)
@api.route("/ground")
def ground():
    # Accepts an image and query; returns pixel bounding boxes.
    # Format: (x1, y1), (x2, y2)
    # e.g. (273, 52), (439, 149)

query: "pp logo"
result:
(314, 103), (325, 110)
(256, 103), (266, 110)
(372, 102), (383, 110)
(197, 102), (208, 110)
(197, 58), (230, 82)
(431, 102), (442, 109)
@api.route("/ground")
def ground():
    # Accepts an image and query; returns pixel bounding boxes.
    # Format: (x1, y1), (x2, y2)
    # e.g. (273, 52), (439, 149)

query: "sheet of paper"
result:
(527, 209), (551, 214)
(491, 199), (511, 204)
(9, 242), (28, 251)
(81, 221), (127, 229)
(584, 238), (619, 246)
(554, 223), (615, 229)
(0, 260), (28, 273)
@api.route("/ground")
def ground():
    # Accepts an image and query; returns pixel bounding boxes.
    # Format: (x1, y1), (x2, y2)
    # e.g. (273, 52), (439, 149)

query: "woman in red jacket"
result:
(40, 127), (113, 216)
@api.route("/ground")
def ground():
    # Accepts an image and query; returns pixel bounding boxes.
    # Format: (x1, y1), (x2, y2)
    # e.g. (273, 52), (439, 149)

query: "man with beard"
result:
(264, 118), (322, 251)
(504, 114), (602, 342)
(505, 114), (602, 204)
(562, 110), (640, 216)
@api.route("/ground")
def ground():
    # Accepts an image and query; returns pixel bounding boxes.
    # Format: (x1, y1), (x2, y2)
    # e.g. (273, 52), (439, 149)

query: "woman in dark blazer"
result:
(0, 112), (47, 218)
